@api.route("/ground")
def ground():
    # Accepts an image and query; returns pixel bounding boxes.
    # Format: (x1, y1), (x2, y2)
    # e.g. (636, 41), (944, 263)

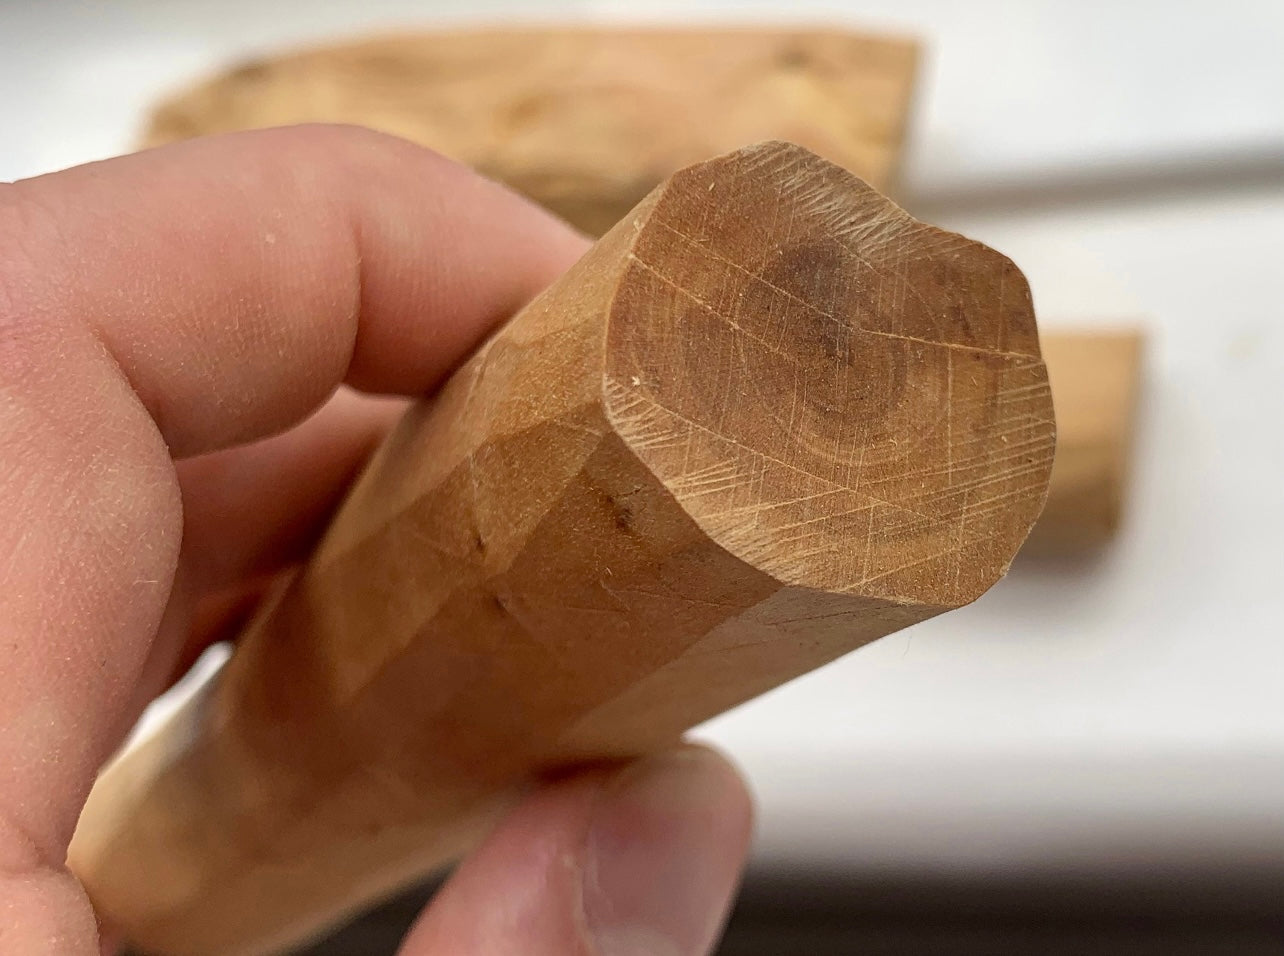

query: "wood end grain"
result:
(604, 142), (1053, 605)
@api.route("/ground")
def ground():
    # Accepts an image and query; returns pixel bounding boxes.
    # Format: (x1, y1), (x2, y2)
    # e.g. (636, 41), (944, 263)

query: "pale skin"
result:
(0, 125), (753, 955)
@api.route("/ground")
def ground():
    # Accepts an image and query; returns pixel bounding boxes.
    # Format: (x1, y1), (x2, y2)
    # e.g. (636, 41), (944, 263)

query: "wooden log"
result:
(142, 28), (920, 235)
(69, 142), (1055, 956)
(1026, 329), (1144, 552)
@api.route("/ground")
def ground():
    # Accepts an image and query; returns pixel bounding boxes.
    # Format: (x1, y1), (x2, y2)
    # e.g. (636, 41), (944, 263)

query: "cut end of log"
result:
(602, 141), (1055, 606)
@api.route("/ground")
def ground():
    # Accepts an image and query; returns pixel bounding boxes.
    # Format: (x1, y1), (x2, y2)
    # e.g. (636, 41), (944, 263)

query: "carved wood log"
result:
(70, 142), (1054, 956)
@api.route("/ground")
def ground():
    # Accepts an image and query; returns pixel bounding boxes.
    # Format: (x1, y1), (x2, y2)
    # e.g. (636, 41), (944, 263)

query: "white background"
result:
(2, 0), (1282, 882)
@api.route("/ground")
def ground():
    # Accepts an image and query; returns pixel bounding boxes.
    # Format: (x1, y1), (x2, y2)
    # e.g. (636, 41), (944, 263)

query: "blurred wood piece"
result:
(71, 143), (1054, 956)
(143, 27), (920, 235)
(1027, 329), (1145, 552)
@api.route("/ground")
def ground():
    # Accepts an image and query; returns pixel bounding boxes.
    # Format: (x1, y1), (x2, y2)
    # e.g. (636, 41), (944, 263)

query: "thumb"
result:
(400, 746), (753, 956)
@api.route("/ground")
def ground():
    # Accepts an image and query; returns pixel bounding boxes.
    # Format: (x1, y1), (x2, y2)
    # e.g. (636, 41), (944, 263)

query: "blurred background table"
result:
(3, 1), (1282, 951)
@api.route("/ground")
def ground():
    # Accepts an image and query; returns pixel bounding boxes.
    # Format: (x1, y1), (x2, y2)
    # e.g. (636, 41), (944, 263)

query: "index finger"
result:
(3, 123), (588, 456)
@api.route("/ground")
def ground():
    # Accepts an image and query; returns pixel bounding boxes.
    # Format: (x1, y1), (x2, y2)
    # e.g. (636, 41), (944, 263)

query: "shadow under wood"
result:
(270, 857), (1284, 956)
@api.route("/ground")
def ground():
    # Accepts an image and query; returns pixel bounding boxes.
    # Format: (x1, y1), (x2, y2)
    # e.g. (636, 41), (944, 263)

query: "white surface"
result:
(3, 0), (1283, 877)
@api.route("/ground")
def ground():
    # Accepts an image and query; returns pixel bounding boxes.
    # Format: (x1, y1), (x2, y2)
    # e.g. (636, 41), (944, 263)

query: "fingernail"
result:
(582, 747), (752, 956)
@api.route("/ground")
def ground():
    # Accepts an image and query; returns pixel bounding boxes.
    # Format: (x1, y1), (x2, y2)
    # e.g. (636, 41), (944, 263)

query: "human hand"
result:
(0, 125), (752, 955)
